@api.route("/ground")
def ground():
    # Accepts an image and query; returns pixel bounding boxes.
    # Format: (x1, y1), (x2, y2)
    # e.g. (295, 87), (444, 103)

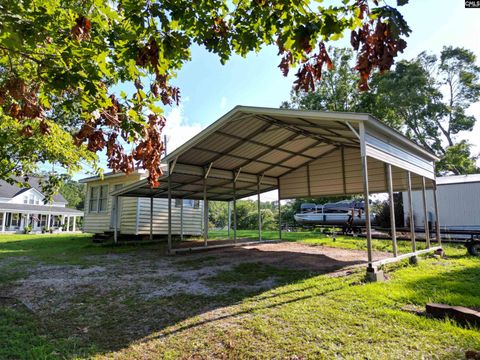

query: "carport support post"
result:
(257, 176), (262, 241)
(407, 171), (417, 264)
(361, 155), (373, 267)
(433, 180), (442, 247)
(227, 201), (231, 240)
(386, 164), (398, 257)
(149, 197), (153, 241)
(203, 178), (208, 246)
(277, 179), (282, 241)
(421, 177), (430, 249)
(168, 175), (172, 252)
(180, 199), (184, 241)
(233, 176), (237, 243)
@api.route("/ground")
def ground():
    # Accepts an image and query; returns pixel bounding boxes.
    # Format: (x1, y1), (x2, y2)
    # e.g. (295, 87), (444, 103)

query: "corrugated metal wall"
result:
(279, 147), (430, 199)
(403, 182), (480, 230)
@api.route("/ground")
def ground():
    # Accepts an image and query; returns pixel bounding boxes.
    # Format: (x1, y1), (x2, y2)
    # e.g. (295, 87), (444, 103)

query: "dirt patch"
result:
(3, 242), (388, 314)
(210, 242), (388, 272)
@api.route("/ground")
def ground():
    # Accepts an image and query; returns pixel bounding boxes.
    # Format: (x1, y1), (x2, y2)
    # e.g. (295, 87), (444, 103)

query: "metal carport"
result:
(111, 106), (442, 277)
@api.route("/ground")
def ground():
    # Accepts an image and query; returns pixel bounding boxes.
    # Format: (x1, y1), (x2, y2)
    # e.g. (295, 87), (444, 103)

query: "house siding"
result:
(83, 174), (142, 234)
(83, 173), (203, 235)
(136, 198), (203, 235)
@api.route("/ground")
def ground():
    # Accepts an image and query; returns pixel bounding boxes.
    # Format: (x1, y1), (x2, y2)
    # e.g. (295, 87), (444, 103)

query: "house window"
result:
(11, 213), (20, 227)
(89, 186), (99, 212)
(89, 185), (109, 213)
(99, 185), (108, 212)
(23, 196), (28, 204)
(35, 198), (40, 205)
(29, 195), (34, 204)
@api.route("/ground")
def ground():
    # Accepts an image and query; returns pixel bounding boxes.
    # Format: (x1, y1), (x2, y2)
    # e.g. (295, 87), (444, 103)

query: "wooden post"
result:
(168, 176), (172, 252)
(361, 155), (373, 267)
(113, 196), (118, 243)
(257, 176), (262, 241)
(72, 216), (76, 232)
(421, 177), (430, 249)
(149, 197), (153, 241)
(407, 171), (417, 263)
(433, 180), (442, 247)
(386, 164), (398, 257)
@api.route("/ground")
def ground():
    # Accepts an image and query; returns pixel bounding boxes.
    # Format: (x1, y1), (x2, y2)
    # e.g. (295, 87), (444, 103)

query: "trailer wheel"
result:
(467, 241), (480, 256)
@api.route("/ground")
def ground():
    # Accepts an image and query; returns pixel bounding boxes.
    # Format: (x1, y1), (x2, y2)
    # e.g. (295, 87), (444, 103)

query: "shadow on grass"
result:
(0, 239), (368, 358)
(396, 257), (480, 310)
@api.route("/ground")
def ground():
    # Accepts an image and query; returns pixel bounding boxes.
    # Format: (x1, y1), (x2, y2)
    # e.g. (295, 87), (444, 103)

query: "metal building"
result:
(403, 174), (480, 231)
(112, 106), (442, 277)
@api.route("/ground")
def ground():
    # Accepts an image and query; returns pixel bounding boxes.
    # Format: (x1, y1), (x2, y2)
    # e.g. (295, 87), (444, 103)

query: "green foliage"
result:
(371, 193), (404, 228)
(59, 179), (85, 210)
(282, 47), (361, 112)
(363, 47), (480, 175)
(0, 0), (410, 196)
(436, 140), (479, 175)
(285, 46), (480, 175)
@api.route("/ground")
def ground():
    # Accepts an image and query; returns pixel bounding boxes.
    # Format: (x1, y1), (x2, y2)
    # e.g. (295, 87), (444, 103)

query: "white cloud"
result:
(219, 96), (227, 110)
(163, 102), (204, 154)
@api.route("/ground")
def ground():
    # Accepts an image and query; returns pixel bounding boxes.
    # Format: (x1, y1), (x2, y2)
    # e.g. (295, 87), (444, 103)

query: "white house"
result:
(80, 170), (203, 237)
(403, 174), (480, 231)
(0, 177), (83, 233)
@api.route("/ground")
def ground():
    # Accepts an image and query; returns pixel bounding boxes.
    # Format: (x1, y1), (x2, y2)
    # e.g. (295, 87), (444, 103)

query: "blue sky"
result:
(76, 0), (480, 186)
(162, 0), (480, 151)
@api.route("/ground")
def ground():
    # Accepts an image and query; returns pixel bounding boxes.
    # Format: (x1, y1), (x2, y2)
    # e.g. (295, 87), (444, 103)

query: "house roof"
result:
(0, 202), (83, 215)
(112, 106), (438, 201)
(0, 177), (67, 203)
(79, 169), (148, 183)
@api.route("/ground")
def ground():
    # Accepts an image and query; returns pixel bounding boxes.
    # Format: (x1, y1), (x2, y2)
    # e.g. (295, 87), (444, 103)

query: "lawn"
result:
(0, 232), (479, 359)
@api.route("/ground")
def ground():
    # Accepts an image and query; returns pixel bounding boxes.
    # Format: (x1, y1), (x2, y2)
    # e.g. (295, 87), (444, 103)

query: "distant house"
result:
(79, 171), (203, 237)
(403, 174), (480, 231)
(0, 177), (83, 233)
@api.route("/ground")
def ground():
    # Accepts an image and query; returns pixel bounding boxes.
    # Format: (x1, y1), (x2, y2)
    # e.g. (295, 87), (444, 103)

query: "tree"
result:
(59, 179), (85, 210)
(363, 47), (480, 174)
(281, 47), (361, 112)
(0, 0), (411, 198)
(284, 46), (480, 175)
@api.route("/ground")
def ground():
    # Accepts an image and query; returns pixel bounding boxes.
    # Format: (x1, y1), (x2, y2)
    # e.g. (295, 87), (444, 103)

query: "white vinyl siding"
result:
(136, 198), (203, 235)
(82, 173), (203, 235)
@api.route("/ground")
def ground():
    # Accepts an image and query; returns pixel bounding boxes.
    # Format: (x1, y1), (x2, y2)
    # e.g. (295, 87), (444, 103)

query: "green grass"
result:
(0, 232), (479, 359)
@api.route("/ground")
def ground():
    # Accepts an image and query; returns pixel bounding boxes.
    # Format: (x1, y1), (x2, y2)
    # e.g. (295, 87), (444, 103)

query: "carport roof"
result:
(112, 106), (438, 201)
